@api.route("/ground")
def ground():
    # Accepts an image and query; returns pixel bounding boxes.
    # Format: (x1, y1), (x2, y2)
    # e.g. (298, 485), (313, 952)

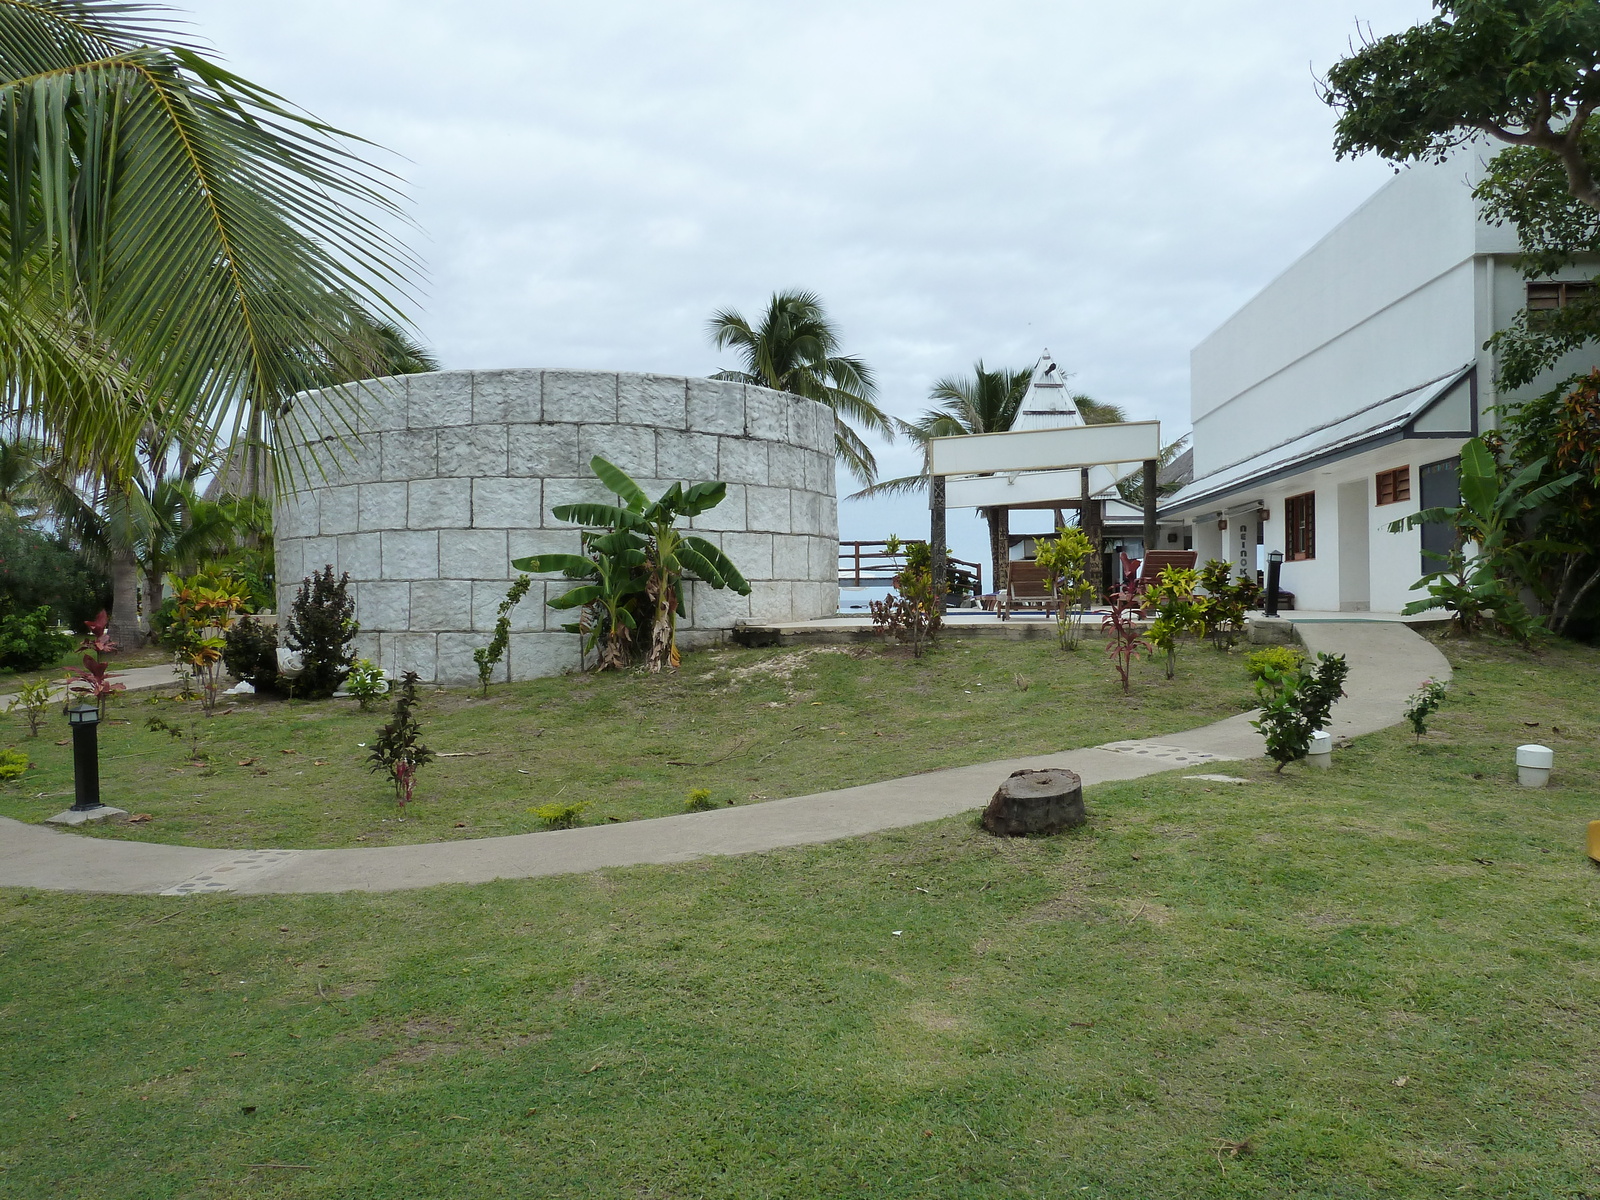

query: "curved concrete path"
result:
(0, 621), (1448, 897)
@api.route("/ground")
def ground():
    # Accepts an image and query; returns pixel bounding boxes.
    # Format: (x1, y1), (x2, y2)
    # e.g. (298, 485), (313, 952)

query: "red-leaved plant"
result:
(65, 610), (126, 716)
(1101, 591), (1150, 694)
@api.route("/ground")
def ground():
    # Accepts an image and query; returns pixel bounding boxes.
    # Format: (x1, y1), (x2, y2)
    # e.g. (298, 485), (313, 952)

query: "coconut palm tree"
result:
(0, 1), (420, 643)
(707, 290), (891, 486)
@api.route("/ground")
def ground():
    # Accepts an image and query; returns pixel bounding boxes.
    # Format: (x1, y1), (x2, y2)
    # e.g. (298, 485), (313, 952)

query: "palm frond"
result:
(0, 0), (421, 489)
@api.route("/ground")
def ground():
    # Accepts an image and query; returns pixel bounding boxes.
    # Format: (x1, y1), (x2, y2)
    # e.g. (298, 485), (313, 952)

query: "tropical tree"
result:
(516, 457), (751, 672)
(1322, 1), (1600, 381)
(708, 290), (891, 486)
(0, 1), (420, 643)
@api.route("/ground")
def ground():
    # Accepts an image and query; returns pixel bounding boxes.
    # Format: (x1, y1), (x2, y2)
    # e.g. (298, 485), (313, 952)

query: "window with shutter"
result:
(1285, 492), (1316, 561)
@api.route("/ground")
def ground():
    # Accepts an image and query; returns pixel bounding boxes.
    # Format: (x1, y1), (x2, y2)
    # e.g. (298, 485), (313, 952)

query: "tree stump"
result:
(982, 768), (1085, 837)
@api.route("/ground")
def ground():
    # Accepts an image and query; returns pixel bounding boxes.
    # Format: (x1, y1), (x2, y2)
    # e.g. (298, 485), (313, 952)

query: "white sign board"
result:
(929, 421), (1161, 477)
(944, 464), (1142, 509)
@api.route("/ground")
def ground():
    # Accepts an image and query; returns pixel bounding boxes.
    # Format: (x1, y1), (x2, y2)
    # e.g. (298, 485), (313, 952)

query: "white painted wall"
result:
(1190, 152), (1487, 477)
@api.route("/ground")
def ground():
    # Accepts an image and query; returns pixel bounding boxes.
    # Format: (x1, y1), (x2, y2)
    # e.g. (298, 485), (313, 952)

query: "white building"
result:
(1162, 147), (1600, 613)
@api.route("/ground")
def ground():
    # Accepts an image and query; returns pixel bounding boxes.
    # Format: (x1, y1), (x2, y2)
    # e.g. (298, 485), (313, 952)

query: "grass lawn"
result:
(0, 636), (1254, 848)
(2, 634), (1599, 1197)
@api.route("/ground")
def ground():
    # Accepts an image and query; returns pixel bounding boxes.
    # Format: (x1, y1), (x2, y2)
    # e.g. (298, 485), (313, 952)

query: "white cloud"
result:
(187, 0), (1436, 566)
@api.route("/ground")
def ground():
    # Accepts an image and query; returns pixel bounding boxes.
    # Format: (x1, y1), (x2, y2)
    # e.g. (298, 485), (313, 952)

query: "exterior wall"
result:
(274, 369), (839, 684)
(1256, 440), (1466, 613)
(1191, 153), (1487, 477)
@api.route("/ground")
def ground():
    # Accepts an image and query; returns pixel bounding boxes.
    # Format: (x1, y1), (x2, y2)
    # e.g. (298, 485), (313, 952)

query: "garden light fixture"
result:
(1265, 550), (1284, 618)
(67, 703), (102, 811)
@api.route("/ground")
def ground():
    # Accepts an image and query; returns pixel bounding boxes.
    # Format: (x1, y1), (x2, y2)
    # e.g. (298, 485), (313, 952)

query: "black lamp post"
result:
(1265, 550), (1284, 618)
(67, 702), (102, 812)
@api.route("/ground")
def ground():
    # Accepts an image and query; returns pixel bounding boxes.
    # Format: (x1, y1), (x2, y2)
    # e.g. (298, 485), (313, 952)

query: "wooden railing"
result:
(838, 540), (983, 596)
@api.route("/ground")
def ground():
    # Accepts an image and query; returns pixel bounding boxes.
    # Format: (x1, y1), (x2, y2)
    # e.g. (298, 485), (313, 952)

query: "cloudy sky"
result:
(186, 0), (1435, 568)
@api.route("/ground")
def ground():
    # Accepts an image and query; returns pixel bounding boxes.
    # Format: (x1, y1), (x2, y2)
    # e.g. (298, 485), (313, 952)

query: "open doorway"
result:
(1337, 480), (1370, 611)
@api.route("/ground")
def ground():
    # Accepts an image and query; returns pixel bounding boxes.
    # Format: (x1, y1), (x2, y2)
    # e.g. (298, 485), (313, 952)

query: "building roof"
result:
(1013, 348), (1085, 431)
(1160, 365), (1474, 516)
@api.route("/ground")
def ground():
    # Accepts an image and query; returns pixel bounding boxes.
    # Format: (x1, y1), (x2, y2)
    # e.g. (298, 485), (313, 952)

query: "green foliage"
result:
(1252, 653), (1351, 772)
(0, 514), (108, 629)
(1324, 3), (1600, 385)
(6, 677), (54, 737)
(166, 573), (248, 713)
(1387, 437), (1577, 640)
(684, 787), (716, 812)
(473, 575), (533, 695)
(868, 535), (941, 657)
(1034, 527), (1095, 650)
(0, 747), (30, 780)
(1144, 566), (1204, 679)
(366, 671), (433, 809)
(529, 799), (588, 829)
(343, 659), (389, 711)
(515, 457), (750, 673)
(285, 567), (358, 699)
(0, 2), (418, 485)
(1196, 560), (1258, 650)
(1245, 645), (1306, 686)
(1493, 370), (1600, 636)
(709, 289), (889, 486)
(1324, 2), (1600, 173)
(0, 605), (71, 671)
(221, 616), (278, 692)
(1405, 678), (1450, 741)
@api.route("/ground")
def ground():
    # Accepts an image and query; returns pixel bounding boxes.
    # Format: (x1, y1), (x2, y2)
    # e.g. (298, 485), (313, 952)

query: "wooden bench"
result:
(1133, 551), (1198, 591)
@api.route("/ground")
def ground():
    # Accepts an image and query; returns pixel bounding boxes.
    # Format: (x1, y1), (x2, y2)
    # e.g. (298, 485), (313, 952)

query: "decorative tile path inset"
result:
(1096, 740), (1237, 767)
(158, 849), (300, 896)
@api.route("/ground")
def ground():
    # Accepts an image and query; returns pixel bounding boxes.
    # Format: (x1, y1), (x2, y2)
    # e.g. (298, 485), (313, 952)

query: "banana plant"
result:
(1387, 437), (1578, 638)
(515, 457), (751, 671)
(514, 529), (648, 671)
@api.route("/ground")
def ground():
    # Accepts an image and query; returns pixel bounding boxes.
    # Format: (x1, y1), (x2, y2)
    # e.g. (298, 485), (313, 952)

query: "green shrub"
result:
(0, 606), (72, 671)
(0, 747), (31, 780)
(284, 566), (356, 699)
(344, 658), (389, 711)
(222, 615), (278, 691)
(1404, 678), (1449, 741)
(366, 671), (433, 809)
(1251, 652), (1350, 771)
(1245, 645), (1305, 684)
(684, 787), (716, 812)
(529, 800), (588, 829)
(7, 678), (54, 736)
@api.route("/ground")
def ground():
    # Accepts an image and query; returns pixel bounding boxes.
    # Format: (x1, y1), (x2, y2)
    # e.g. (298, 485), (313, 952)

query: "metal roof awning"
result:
(1160, 365), (1475, 517)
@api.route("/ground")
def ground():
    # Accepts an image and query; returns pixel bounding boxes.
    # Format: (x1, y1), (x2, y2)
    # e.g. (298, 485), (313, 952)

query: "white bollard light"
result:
(1516, 744), (1553, 788)
(1308, 730), (1333, 769)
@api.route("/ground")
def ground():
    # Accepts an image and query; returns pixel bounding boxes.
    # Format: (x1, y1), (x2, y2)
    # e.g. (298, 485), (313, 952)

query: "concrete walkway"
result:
(0, 662), (184, 711)
(0, 620), (1449, 897)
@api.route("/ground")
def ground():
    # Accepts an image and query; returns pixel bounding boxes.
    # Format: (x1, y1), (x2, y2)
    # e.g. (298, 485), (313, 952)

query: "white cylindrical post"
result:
(1516, 744), (1553, 788)
(1308, 730), (1332, 769)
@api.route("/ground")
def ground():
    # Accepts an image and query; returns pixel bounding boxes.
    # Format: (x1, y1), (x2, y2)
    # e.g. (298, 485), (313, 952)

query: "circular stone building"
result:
(273, 369), (840, 683)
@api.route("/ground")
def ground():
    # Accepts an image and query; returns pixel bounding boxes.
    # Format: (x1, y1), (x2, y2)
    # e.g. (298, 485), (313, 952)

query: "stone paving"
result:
(0, 619), (1449, 897)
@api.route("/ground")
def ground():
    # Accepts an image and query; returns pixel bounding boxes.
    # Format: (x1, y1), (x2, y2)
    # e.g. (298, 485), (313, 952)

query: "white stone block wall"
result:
(274, 369), (839, 684)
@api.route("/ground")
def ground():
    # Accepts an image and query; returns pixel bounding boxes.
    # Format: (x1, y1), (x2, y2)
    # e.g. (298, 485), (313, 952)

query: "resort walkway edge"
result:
(0, 621), (1448, 896)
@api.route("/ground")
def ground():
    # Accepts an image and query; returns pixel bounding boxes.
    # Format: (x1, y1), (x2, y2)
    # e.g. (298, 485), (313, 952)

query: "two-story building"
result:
(1161, 146), (1600, 613)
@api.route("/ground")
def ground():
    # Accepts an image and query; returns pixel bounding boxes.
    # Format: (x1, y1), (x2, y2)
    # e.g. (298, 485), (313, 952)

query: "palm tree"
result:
(708, 290), (891, 486)
(0, 1), (420, 645)
(1075, 395), (1127, 425)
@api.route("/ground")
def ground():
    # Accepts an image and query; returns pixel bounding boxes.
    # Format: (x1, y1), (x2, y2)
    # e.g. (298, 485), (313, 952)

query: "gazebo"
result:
(927, 361), (1163, 602)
